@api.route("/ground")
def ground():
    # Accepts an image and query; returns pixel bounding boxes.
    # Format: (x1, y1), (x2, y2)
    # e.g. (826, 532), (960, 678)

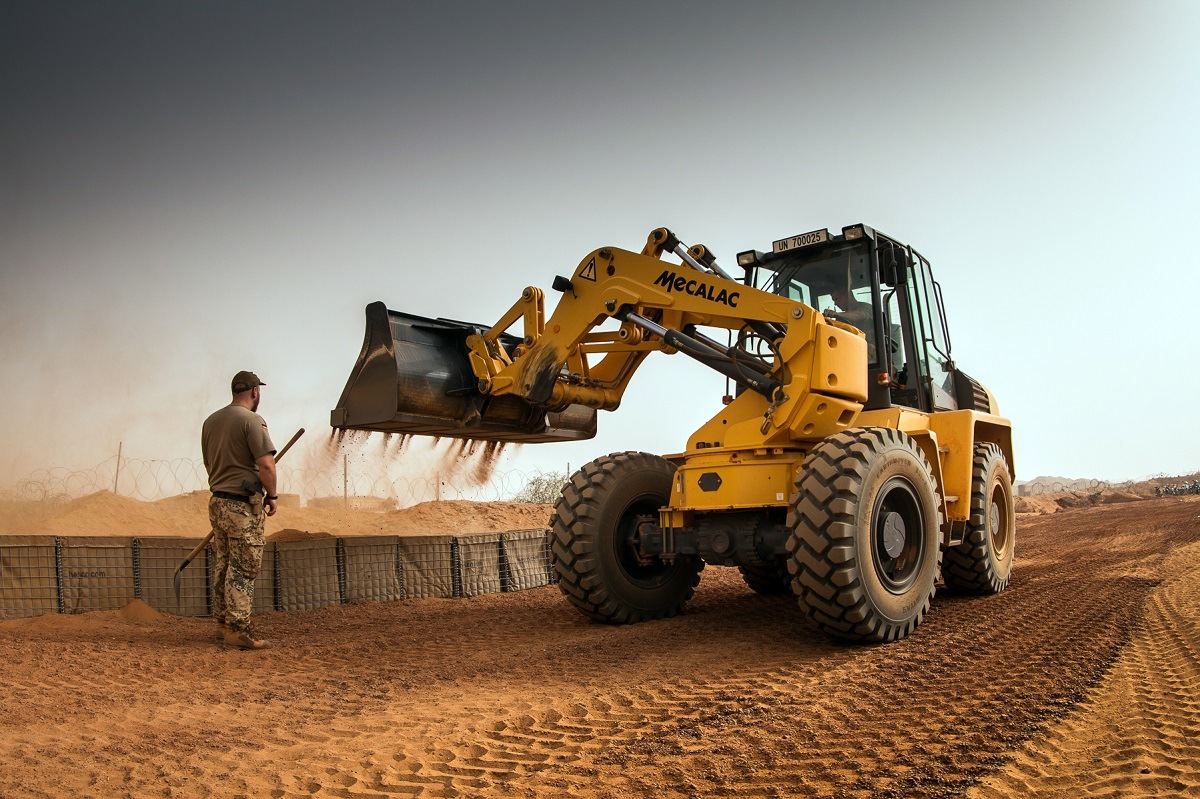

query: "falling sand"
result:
(318, 429), (516, 505)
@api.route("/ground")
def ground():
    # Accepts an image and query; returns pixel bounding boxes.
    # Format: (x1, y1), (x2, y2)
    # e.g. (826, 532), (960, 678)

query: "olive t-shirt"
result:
(201, 405), (277, 494)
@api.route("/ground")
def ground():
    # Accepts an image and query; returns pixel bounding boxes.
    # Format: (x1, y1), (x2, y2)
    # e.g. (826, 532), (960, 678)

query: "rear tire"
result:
(738, 559), (792, 595)
(943, 443), (1015, 594)
(786, 428), (942, 644)
(550, 452), (703, 624)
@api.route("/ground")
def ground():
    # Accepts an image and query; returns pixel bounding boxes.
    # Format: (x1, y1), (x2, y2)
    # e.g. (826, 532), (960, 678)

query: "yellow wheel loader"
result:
(332, 224), (1015, 643)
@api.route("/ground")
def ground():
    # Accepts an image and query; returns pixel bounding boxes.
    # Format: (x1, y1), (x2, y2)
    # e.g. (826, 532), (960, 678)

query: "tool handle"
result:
(274, 427), (305, 464)
(179, 530), (215, 571)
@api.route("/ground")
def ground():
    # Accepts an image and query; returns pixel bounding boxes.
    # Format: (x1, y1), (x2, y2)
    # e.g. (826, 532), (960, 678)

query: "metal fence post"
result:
(132, 538), (142, 600)
(54, 537), (65, 614)
(450, 539), (463, 598)
(113, 442), (123, 495)
(336, 539), (347, 604)
(498, 533), (513, 593)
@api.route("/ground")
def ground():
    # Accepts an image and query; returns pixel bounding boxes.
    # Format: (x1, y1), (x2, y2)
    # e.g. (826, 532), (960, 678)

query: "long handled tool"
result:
(173, 427), (305, 606)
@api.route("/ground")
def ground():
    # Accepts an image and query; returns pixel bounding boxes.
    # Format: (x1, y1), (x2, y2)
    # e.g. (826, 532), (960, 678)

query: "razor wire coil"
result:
(2, 456), (568, 508)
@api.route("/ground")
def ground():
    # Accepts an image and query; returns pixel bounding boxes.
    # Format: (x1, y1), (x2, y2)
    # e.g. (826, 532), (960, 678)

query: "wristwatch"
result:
(266, 494), (278, 500)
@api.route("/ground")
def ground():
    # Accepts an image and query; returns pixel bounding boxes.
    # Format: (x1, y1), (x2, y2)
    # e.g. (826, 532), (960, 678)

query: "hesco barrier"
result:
(0, 530), (552, 620)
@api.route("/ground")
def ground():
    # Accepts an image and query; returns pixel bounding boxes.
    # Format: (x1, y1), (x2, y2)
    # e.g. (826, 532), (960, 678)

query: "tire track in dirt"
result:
(492, 575), (1148, 798)
(1, 498), (1198, 798)
(970, 536), (1200, 799)
(457, 502), (1195, 798)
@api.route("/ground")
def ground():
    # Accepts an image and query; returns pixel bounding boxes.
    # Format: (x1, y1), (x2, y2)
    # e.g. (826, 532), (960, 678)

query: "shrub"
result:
(511, 471), (568, 504)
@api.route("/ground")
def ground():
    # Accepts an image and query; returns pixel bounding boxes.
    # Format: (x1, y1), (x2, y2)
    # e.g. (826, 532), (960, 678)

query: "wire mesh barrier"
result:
(3, 454), (567, 507)
(457, 534), (502, 597)
(0, 536), (59, 619)
(341, 536), (404, 603)
(0, 530), (553, 621)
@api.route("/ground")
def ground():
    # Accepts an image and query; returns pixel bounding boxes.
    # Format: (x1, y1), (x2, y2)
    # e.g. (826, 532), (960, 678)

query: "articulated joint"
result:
(465, 333), (510, 386)
(642, 227), (680, 258)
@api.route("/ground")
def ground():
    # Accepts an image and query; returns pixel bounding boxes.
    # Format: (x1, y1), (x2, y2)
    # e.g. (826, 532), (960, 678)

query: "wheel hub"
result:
(881, 512), (906, 558)
(629, 515), (658, 567)
(988, 484), (1011, 557)
(871, 476), (926, 594)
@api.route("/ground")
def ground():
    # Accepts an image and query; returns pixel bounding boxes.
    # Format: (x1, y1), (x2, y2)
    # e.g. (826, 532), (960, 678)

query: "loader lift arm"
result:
(330, 226), (869, 448)
(457, 227), (870, 448)
(465, 241), (781, 408)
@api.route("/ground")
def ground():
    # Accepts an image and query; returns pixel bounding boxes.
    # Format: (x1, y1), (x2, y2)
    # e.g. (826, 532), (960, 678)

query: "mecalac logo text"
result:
(653, 270), (741, 308)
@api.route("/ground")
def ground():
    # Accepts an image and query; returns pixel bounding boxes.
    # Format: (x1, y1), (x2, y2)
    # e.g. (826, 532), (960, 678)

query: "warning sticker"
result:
(579, 258), (598, 281)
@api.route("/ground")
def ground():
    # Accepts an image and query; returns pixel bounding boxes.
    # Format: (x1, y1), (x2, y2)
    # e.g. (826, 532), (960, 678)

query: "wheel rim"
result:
(613, 495), (676, 588)
(870, 476), (926, 593)
(988, 481), (1011, 558)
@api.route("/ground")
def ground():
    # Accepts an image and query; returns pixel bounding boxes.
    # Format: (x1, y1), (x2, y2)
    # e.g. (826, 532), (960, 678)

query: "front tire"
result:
(550, 452), (703, 624)
(943, 443), (1015, 594)
(787, 428), (942, 643)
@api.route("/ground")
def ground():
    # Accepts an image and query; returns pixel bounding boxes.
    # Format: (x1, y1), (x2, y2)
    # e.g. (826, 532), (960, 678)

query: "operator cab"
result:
(738, 225), (988, 413)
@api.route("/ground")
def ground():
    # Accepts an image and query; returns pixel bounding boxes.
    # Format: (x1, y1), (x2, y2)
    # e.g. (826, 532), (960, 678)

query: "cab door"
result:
(882, 240), (958, 412)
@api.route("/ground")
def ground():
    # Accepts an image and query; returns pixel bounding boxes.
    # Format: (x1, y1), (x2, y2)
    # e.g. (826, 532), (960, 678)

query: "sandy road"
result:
(2, 497), (1198, 798)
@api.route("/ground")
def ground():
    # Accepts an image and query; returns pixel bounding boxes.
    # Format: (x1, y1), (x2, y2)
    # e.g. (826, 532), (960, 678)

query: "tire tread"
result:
(786, 428), (942, 643)
(549, 451), (703, 624)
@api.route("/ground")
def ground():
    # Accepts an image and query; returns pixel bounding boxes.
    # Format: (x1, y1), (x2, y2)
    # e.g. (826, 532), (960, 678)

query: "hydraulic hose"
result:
(620, 311), (780, 399)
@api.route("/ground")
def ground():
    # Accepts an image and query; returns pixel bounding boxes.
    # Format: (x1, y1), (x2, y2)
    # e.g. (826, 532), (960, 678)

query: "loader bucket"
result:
(330, 302), (597, 443)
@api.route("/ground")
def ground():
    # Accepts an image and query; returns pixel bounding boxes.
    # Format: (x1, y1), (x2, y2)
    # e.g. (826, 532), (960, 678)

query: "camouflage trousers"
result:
(208, 495), (266, 634)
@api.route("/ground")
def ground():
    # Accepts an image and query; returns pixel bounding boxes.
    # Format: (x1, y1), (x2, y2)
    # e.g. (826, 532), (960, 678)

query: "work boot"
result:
(214, 621), (228, 643)
(223, 628), (271, 650)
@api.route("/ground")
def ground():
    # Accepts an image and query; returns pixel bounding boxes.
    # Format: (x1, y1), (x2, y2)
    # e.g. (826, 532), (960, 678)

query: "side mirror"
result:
(879, 242), (911, 287)
(882, 250), (903, 286)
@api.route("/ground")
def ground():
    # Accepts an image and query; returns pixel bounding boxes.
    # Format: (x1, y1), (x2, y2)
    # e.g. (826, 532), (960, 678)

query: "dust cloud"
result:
(282, 430), (516, 507)
(0, 295), (235, 491)
(2, 408), (521, 507)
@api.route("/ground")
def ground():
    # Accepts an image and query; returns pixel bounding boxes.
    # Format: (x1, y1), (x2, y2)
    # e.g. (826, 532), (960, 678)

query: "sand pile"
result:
(1055, 489), (1146, 510)
(264, 499), (551, 537)
(1015, 495), (1059, 515)
(2, 598), (167, 635)
(389, 500), (550, 534)
(118, 599), (164, 623)
(0, 491), (552, 537)
(267, 529), (335, 543)
(1094, 489), (1142, 504)
(1016, 489), (1146, 515)
(0, 491), (206, 536)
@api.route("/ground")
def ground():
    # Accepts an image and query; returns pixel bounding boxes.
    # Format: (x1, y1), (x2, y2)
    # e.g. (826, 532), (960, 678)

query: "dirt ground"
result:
(2, 494), (1199, 798)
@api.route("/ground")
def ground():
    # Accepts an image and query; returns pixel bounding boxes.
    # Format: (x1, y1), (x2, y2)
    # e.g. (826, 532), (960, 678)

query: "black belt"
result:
(213, 491), (252, 504)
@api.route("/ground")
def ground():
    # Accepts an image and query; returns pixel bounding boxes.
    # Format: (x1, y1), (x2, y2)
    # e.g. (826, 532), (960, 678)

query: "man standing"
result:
(201, 370), (278, 650)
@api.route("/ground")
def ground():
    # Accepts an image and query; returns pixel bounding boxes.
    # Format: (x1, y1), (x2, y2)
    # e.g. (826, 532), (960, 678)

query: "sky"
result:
(1, 0), (1198, 492)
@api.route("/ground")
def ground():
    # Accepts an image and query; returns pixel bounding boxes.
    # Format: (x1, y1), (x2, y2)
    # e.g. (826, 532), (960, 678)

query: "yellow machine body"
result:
(332, 224), (1016, 643)
(662, 406), (1013, 542)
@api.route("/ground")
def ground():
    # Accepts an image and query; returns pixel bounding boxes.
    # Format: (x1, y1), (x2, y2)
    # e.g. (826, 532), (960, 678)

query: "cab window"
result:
(905, 254), (957, 411)
(761, 242), (877, 364)
(882, 288), (911, 397)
